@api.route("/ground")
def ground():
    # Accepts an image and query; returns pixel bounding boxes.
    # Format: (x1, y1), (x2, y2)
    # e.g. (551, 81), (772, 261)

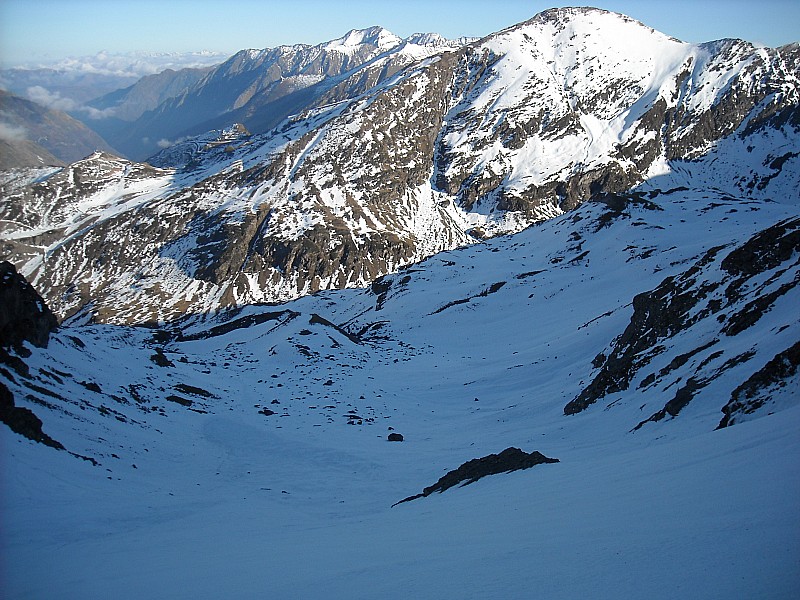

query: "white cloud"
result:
(156, 136), (191, 149)
(26, 85), (79, 111)
(25, 85), (117, 119)
(15, 50), (230, 78)
(0, 121), (28, 141)
(82, 106), (117, 120)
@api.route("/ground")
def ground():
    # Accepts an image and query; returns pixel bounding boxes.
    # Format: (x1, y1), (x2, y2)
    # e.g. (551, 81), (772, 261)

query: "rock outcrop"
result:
(0, 260), (58, 350)
(0, 381), (64, 449)
(394, 447), (559, 505)
(0, 263), (63, 448)
(565, 216), (800, 427)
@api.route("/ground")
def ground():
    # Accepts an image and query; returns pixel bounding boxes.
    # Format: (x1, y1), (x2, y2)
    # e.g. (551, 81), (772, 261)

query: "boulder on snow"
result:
(0, 381), (64, 449)
(388, 432), (404, 442)
(393, 447), (558, 506)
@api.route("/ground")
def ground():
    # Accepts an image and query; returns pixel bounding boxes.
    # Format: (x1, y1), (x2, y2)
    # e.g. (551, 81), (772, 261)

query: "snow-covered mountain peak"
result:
(325, 26), (403, 53)
(524, 5), (669, 36)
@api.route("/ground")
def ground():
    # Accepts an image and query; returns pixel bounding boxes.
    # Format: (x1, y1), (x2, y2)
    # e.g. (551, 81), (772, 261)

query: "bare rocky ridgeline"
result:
(564, 208), (800, 427)
(1, 8), (798, 325)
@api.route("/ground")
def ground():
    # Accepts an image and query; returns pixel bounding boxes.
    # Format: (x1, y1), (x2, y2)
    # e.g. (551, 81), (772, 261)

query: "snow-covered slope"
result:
(2, 183), (798, 598)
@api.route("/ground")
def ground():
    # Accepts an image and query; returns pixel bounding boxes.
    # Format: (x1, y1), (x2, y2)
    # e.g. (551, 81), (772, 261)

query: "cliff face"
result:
(0, 260), (58, 350)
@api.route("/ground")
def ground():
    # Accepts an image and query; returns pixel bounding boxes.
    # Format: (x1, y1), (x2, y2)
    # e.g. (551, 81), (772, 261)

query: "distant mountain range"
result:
(2, 8), (797, 325)
(0, 50), (230, 100)
(0, 89), (117, 169)
(85, 27), (472, 159)
(0, 50), (230, 167)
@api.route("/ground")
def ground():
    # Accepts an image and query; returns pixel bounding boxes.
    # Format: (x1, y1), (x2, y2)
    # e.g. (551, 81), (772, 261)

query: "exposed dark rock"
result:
(515, 270), (546, 280)
(717, 341), (800, 428)
(393, 447), (558, 506)
(589, 192), (663, 232)
(165, 394), (192, 407)
(720, 218), (800, 281)
(0, 380), (64, 449)
(633, 349), (757, 431)
(67, 335), (85, 348)
(309, 313), (361, 344)
(566, 218), (800, 418)
(78, 380), (102, 393)
(388, 432), (404, 442)
(150, 348), (174, 367)
(0, 348), (30, 378)
(176, 309), (299, 341)
(0, 261), (58, 350)
(371, 276), (393, 311)
(431, 281), (506, 315)
(722, 280), (797, 336)
(658, 340), (719, 378)
(564, 250), (721, 415)
(127, 384), (148, 405)
(174, 383), (215, 398)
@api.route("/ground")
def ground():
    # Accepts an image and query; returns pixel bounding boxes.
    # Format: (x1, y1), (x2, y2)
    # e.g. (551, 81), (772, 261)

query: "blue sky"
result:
(1, 0), (797, 66)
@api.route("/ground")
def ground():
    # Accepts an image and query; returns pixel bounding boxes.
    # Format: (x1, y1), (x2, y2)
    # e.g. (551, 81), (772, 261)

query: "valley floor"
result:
(2, 403), (799, 599)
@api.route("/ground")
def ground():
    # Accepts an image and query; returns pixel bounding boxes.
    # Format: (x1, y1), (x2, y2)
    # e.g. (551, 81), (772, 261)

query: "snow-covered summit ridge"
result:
(232, 26), (462, 65)
(519, 6), (679, 40)
(325, 26), (404, 52)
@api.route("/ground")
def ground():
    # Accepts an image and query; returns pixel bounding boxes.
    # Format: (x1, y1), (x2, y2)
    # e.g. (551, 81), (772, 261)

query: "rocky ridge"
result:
(104, 27), (469, 160)
(564, 207), (800, 429)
